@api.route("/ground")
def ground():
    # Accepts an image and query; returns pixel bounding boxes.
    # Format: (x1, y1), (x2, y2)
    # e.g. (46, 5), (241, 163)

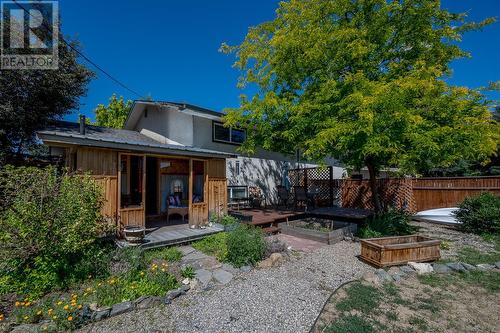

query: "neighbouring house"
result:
(37, 100), (345, 232)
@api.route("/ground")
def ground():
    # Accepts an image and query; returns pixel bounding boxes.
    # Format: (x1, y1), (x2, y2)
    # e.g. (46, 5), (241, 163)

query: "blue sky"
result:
(60, 0), (500, 122)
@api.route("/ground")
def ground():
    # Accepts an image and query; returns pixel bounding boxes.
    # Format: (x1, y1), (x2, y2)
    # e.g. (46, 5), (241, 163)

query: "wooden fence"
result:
(288, 167), (500, 213)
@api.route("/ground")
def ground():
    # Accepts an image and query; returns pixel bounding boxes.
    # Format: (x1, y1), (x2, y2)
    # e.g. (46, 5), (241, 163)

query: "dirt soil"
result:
(313, 275), (500, 333)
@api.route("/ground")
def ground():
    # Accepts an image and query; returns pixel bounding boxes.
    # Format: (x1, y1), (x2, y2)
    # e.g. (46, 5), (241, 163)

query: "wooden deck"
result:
(117, 222), (224, 249)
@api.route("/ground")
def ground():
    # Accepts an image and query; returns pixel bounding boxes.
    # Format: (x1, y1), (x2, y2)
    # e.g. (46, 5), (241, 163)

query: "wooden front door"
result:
(118, 153), (146, 228)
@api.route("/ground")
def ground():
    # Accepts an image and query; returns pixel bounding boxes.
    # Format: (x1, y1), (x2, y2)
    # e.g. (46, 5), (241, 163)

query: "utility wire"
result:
(12, 0), (145, 99)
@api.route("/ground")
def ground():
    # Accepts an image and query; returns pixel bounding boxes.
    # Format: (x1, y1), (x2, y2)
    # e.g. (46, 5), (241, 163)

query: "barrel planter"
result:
(360, 235), (441, 268)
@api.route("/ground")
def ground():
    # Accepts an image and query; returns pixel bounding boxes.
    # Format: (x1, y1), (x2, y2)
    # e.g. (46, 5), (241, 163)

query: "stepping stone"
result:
(461, 263), (476, 271)
(183, 251), (209, 262)
(433, 263), (452, 274)
(399, 265), (415, 274)
(195, 269), (213, 286)
(495, 261), (500, 269)
(222, 263), (240, 274)
(178, 246), (196, 256)
(240, 265), (252, 273)
(213, 269), (234, 285)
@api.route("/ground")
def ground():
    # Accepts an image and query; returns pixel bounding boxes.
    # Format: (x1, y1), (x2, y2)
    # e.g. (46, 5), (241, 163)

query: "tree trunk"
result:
(366, 160), (382, 214)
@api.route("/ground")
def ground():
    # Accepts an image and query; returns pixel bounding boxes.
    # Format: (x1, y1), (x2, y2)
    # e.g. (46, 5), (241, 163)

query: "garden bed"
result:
(280, 218), (357, 244)
(360, 235), (441, 267)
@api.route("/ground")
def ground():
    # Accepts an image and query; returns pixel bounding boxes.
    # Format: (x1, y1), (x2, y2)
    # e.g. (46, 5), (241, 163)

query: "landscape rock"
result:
(461, 263), (476, 271)
(180, 284), (191, 293)
(92, 308), (111, 321)
(195, 269), (213, 286)
(182, 251), (209, 263)
(476, 264), (495, 271)
(110, 301), (134, 317)
(222, 263), (240, 274)
(494, 261), (500, 269)
(399, 265), (416, 275)
(258, 253), (285, 269)
(432, 263), (452, 274)
(391, 273), (404, 282)
(361, 271), (379, 284)
(182, 278), (190, 285)
(408, 262), (433, 274)
(10, 323), (40, 333)
(375, 268), (393, 282)
(135, 296), (163, 309)
(213, 269), (234, 285)
(446, 262), (466, 273)
(240, 265), (252, 273)
(165, 288), (184, 301)
(199, 257), (223, 270)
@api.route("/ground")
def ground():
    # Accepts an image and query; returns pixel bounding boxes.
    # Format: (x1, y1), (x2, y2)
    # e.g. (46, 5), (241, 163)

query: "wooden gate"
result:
(208, 177), (228, 218)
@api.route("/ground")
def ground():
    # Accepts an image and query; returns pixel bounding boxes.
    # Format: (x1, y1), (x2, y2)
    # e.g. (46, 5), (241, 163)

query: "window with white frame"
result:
(213, 122), (246, 145)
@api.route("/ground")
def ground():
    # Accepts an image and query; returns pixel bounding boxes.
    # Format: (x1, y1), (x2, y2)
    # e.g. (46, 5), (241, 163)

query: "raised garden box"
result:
(360, 235), (441, 268)
(280, 219), (357, 245)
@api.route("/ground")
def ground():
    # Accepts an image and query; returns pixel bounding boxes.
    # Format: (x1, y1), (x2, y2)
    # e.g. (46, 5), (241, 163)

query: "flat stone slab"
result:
(195, 269), (213, 286)
(213, 269), (234, 285)
(178, 245), (196, 256)
(222, 263), (240, 274)
(476, 264), (495, 271)
(446, 262), (466, 272)
(240, 265), (252, 273)
(375, 269), (393, 282)
(182, 251), (210, 262)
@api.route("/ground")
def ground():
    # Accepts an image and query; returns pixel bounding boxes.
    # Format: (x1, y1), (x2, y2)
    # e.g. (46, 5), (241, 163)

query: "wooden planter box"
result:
(360, 235), (441, 268)
(280, 221), (357, 245)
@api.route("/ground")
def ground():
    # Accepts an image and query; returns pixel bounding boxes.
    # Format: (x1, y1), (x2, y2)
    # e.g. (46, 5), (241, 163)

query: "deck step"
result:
(262, 226), (280, 234)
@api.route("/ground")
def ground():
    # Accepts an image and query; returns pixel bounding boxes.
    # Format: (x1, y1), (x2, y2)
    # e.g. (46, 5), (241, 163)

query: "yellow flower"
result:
(24, 315), (29, 320)
(71, 294), (77, 299)
(48, 308), (53, 314)
(0, 314), (4, 321)
(36, 310), (42, 315)
(63, 305), (69, 310)
(140, 272), (145, 276)
(24, 302), (31, 307)
(20, 302), (25, 306)
(56, 301), (62, 305)
(67, 316), (73, 321)
(52, 315), (58, 320)
(77, 305), (82, 309)
(97, 283), (102, 287)
(83, 292), (88, 297)
(85, 287), (92, 292)
(15, 301), (20, 307)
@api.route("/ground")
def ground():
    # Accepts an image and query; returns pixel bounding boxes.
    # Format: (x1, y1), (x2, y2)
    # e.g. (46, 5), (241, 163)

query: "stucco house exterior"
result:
(125, 100), (346, 204)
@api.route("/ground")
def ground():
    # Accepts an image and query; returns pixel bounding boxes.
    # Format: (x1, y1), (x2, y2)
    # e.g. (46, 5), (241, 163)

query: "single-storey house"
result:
(37, 100), (345, 232)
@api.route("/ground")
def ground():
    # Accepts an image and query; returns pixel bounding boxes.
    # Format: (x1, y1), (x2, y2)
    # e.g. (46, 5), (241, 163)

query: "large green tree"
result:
(222, 0), (499, 212)
(93, 94), (132, 129)
(0, 29), (94, 164)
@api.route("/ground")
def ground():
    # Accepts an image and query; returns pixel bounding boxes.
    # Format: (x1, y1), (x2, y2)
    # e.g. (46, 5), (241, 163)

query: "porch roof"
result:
(37, 121), (236, 159)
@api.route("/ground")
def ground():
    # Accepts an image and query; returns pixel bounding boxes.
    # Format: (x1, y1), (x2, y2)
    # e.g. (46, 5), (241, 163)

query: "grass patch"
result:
(144, 246), (183, 263)
(336, 282), (382, 314)
(192, 232), (228, 262)
(408, 315), (428, 331)
(382, 282), (400, 297)
(419, 270), (500, 293)
(385, 311), (398, 321)
(415, 296), (441, 312)
(325, 314), (374, 333)
(457, 246), (500, 265)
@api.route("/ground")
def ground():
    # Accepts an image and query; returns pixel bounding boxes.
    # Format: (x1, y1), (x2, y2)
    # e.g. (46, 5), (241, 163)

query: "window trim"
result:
(212, 121), (246, 146)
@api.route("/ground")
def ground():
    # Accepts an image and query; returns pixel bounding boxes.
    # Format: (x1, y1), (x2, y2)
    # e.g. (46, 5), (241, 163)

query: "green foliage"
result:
(144, 247), (183, 264)
(192, 232), (229, 262)
(358, 208), (417, 239)
(226, 224), (265, 268)
(456, 246), (500, 265)
(418, 270), (500, 292)
(0, 166), (112, 297)
(0, 30), (93, 164)
(454, 193), (500, 235)
(181, 266), (195, 279)
(325, 314), (374, 333)
(220, 214), (240, 226)
(222, 0), (499, 207)
(93, 94), (132, 129)
(336, 282), (382, 313)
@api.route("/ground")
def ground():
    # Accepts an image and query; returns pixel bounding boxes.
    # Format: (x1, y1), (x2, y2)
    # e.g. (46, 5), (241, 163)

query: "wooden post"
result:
(142, 155), (146, 226)
(188, 158), (193, 227)
(329, 166), (334, 207)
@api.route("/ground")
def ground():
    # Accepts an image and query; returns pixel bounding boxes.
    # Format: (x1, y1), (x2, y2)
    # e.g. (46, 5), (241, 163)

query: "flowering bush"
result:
(0, 166), (113, 297)
(226, 224), (265, 267)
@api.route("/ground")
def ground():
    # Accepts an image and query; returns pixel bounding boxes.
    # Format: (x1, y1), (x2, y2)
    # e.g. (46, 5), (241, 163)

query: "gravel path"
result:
(78, 241), (373, 333)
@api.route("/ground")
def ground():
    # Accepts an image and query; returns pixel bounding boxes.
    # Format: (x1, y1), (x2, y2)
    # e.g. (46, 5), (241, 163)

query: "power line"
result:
(11, 0), (145, 99)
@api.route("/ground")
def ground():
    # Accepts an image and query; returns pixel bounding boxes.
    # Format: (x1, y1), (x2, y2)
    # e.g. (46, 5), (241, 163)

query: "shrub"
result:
(358, 208), (417, 239)
(0, 166), (112, 297)
(226, 224), (265, 267)
(181, 266), (195, 279)
(192, 232), (228, 262)
(219, 214), (239, 226)
(454, 192), (500, 235)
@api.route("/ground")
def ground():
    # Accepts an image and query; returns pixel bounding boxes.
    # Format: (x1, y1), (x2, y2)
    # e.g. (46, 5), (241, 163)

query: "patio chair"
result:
(276, 185), (290, 209)
(294, 186), (312, 211)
